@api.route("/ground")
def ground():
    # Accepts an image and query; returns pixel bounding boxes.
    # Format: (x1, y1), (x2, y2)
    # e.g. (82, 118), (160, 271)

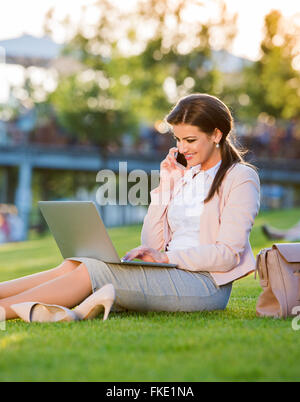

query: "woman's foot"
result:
(11, 302), (79, 323)
(73, 283), (115, 321)
(11, 283), (115, 323)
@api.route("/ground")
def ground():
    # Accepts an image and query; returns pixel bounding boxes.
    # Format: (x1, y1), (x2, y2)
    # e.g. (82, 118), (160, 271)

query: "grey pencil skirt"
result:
(67, 257), (232, 312)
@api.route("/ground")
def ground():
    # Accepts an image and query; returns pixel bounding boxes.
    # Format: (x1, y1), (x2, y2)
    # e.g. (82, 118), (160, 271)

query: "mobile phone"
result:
(175, 151), (187, 167)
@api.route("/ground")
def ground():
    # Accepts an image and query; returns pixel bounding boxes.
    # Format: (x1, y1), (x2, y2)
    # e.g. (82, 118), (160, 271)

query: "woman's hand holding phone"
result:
(121, 150), (185, 264)
(160, 147), (186, 191)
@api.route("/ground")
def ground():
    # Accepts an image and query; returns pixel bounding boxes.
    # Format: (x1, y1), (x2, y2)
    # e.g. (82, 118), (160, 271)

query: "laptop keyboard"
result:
(119, 261), (177, 268)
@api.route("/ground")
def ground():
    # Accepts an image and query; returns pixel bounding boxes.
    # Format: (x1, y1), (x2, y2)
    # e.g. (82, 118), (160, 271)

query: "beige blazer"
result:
(141, 163), (260, 286)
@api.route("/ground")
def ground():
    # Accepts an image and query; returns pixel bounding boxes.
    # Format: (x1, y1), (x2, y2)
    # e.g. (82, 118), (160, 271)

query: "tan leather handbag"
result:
(255, 243), (300, 318)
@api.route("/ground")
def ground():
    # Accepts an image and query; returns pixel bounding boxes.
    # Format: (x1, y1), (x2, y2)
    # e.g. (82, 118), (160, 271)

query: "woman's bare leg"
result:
(1, 263), (92, 320)
(0, 260), (81, 299)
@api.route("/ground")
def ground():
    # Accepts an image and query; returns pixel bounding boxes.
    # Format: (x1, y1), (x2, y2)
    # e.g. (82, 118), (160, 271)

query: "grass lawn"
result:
(0, 207), (300, 382)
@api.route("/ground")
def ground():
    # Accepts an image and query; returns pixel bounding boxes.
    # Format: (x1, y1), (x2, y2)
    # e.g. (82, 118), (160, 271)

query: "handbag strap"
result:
(254, 250), (262, 280)
(255, 248), (269, 287)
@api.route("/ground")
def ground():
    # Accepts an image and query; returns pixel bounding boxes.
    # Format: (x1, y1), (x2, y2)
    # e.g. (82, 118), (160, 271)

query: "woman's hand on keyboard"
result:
(122, 246), (169, 264)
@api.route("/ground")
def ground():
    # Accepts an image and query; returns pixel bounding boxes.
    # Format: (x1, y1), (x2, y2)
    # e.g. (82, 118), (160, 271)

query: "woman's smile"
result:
(183, 153), (196, 161)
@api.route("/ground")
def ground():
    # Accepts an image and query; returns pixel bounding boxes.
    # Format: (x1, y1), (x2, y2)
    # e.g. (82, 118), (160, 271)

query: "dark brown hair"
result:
(165, 93), (257, 203)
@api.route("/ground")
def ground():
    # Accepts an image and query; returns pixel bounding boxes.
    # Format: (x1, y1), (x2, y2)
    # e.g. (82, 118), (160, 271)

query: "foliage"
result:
(239, 10), (300, 120)
(49, 73), (129, 148)
(45, 0), (238, 147)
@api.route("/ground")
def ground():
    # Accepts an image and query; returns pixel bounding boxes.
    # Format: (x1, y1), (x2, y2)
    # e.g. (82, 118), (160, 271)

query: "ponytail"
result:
(204, 136), (257, 204)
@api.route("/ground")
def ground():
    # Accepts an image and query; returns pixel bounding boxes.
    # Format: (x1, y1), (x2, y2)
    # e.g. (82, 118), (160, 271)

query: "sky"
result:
(0, 0), (299, 61)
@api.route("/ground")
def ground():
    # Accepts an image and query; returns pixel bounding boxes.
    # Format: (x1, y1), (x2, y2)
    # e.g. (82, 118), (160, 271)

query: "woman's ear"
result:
(213, 128), (223, 143)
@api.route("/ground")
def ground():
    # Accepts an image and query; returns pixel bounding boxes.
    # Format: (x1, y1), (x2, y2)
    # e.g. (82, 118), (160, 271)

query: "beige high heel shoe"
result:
(73, 283), (115, 321)
(11, 283), (116, 323)
(10, 302), (79, 323)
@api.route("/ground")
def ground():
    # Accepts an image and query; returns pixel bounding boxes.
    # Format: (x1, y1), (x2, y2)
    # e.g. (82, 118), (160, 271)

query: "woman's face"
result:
(172, 124), (221, 169)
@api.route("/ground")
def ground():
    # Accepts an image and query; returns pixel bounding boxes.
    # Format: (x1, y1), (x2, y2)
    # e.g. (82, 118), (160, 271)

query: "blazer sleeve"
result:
(140, 185), (170, 252)
(165, 166), (261, 272)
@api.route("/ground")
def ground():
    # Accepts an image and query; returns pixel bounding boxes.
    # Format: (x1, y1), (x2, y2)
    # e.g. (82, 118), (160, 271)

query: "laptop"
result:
(38, 201), (177, 268)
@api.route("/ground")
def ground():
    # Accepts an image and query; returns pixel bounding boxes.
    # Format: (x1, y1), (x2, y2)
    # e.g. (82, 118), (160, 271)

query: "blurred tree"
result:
(44, 0), (238, 149)
(110, 0), (238, 123)
(239, 10), (300, 120)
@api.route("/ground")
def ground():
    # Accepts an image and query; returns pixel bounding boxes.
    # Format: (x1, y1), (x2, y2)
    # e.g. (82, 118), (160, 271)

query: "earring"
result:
(215, 143), (220, 148)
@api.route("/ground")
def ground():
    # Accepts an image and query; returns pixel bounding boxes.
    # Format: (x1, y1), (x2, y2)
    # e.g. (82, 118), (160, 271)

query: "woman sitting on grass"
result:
(0, 93), (260, 323)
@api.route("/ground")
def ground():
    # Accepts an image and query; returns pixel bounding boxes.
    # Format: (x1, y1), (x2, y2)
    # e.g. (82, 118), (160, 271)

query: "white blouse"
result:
(166, 160), (222, 251)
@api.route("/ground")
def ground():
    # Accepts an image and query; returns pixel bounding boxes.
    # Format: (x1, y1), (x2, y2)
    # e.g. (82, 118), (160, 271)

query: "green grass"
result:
(0, 208), (300, 382)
